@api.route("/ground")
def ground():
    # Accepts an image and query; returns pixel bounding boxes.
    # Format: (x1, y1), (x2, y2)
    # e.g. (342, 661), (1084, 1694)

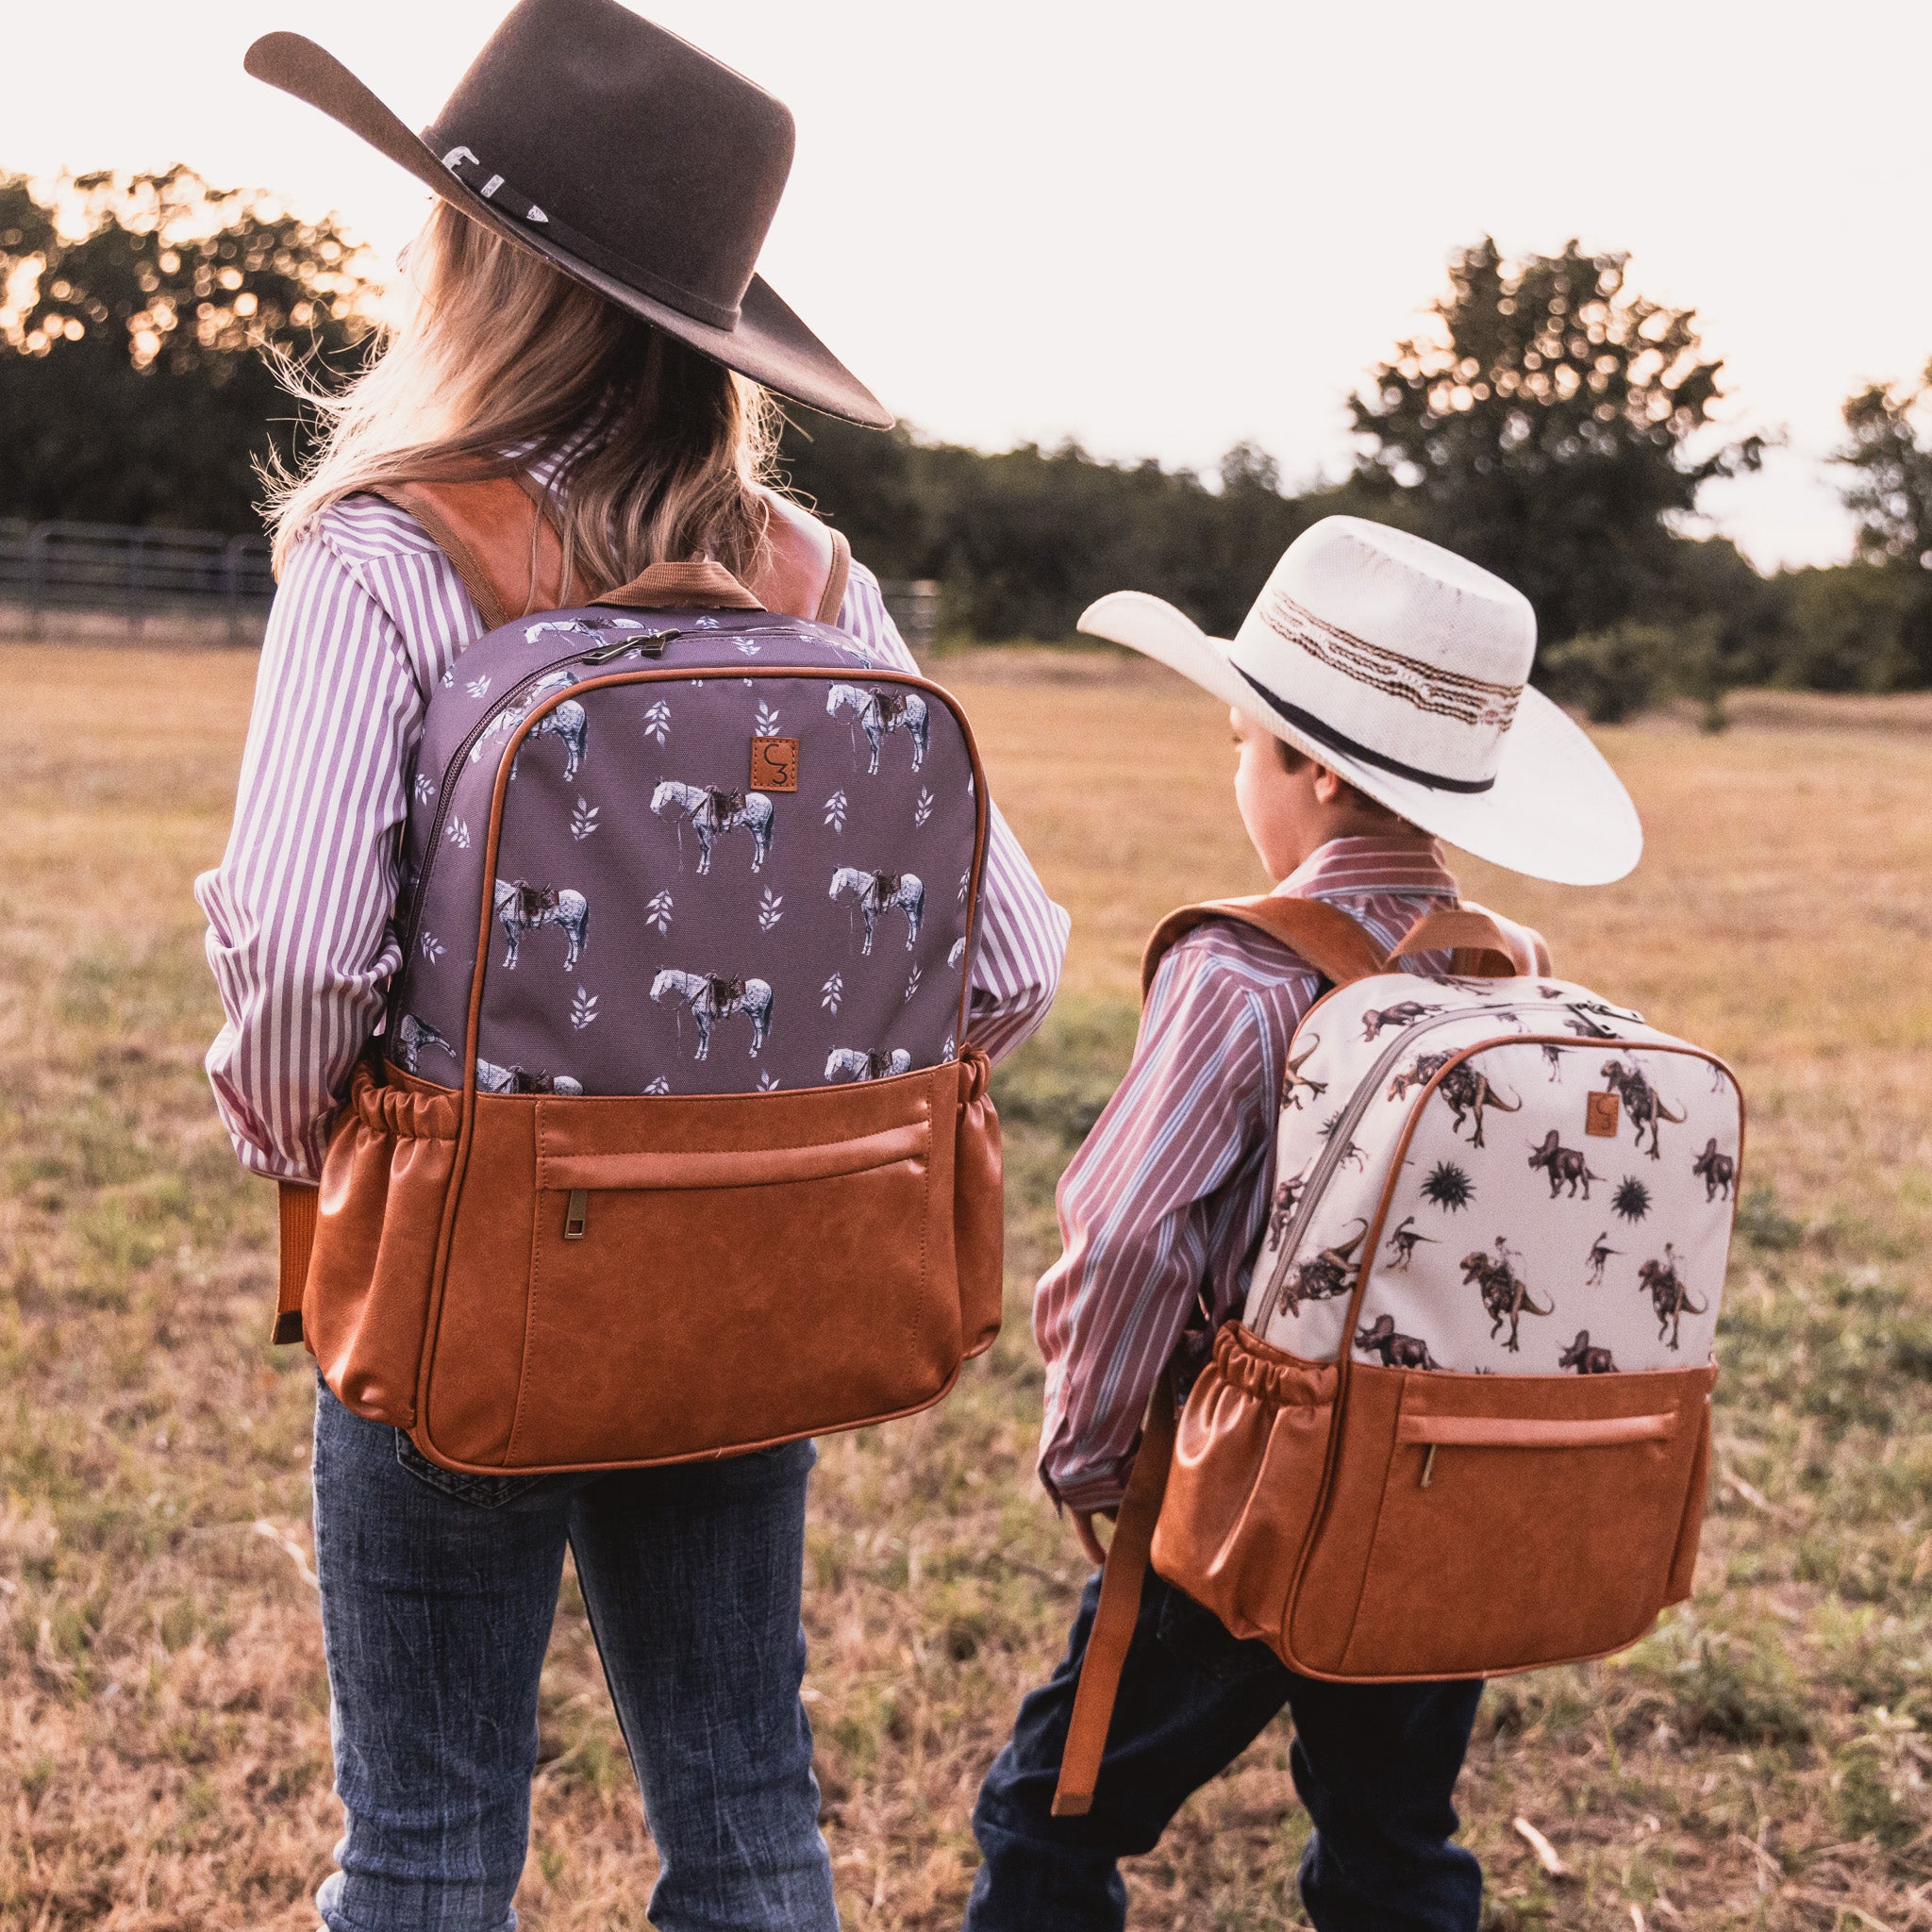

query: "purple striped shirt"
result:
(196, 491), (1070, 1182)
(1033, 836), (1465, 1511)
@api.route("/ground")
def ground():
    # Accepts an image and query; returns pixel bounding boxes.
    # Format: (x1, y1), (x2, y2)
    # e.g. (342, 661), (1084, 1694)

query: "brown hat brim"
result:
(244, 31), (893, 429)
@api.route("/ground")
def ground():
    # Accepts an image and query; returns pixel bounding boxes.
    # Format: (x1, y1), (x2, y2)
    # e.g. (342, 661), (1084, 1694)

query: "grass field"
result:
(1, 641), (1929, 1930)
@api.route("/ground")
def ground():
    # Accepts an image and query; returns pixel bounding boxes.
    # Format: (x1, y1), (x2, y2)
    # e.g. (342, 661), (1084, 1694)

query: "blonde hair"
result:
(266, 201), (780, 589)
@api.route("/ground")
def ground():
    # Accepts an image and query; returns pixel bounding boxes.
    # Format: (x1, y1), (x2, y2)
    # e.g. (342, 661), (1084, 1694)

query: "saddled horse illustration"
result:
(471, 669), (589, 781)
(1440, 1062), (1520, 1148)
(650, 780), (775, 874)
(1275, 1222), (1368, 1321)
(824, 1046), (913, 1083)
(1637, 1244), (1707, 1350)
(827, 682), (929, 775)
(1690, 1137), (1737, 1201)
(1527, 1128), (1604, 1198)
(1355, 1314), (1441, 1370)
(474, 1058), (584, 1096)
(1599, 1058), (1686, 1158)
(1558, 1330), (1618, 1374)
(1460, 1241), (1554, 1353)
(650, 969), (774, 1059)
(830, 867), (925, 954)
(493, 878), (589, 971)
(1280, 1036), (1327, 1110)
(394, 1012), (457, 1075)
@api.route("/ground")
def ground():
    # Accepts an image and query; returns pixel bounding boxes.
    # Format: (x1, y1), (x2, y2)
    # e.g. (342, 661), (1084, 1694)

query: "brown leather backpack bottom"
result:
(1152, 1323), (1714, 1682)
(301, 1051), (1003, 1472)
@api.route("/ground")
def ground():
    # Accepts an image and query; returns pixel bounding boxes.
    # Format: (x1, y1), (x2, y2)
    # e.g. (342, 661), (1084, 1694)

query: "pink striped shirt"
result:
(196, 491), (1070, 1183)
(1033, 836), (1463, 1511)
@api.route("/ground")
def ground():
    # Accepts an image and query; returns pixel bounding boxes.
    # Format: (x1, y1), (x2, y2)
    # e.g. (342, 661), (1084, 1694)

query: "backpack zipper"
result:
(1260, 999), (1630, 1299)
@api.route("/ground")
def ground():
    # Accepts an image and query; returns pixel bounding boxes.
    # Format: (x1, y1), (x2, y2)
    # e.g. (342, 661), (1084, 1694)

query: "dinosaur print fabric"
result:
(1248, 974), (1741, 1374)
(384, 607), (982, 1097)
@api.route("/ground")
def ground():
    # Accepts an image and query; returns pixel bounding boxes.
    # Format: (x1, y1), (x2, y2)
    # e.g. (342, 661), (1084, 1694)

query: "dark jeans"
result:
(965, 1571), (1483, 1931)
(309, 1382), (836, 1932)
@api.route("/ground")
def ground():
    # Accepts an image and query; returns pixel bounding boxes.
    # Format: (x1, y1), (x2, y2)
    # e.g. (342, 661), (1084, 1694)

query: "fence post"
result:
(223, 536), (244, 645)
(26, 524), (49, 641)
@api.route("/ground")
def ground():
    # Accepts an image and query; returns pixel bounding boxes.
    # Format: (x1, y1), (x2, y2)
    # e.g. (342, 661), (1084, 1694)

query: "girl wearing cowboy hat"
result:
(194, 4), (1068, 1925)
(962, 519), (1640, 1930)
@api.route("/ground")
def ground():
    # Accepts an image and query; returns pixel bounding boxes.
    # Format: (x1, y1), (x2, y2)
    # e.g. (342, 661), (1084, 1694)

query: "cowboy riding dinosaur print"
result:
(1241, 974), (1740, 1374)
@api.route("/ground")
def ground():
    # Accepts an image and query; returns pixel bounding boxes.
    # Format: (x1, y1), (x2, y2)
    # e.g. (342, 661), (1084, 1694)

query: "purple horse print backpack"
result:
(286, 520), (1004, 1477)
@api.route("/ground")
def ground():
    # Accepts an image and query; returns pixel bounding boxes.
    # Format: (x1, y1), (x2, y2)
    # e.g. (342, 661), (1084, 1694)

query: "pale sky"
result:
(11, 0), (1932, 569)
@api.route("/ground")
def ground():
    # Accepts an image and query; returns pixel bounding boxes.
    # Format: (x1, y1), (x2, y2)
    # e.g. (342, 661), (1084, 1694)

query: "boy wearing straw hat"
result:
(962, 517), (1641, 1930)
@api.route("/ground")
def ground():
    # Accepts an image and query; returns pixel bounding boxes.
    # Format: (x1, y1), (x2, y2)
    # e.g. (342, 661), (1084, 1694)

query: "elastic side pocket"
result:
(1664, 1386), (1715, 1605)
(305, 1062), (459, 1427)
(954, 1050), (1005, 1357)
(1152, 1324), (1337, 1650)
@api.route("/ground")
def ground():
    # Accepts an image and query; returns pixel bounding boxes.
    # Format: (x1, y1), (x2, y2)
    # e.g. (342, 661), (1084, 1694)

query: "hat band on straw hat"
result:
(1234, 665), (1499, 794)
(1256, 587), (1524, 732)
(432, 136), (742, 328)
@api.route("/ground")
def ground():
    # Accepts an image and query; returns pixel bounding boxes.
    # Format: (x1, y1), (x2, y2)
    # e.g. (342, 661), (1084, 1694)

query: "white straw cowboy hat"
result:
(1078, 517), (1642, 885)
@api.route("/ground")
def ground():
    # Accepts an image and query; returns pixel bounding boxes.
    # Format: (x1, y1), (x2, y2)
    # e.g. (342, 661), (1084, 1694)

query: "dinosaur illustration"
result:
(1275, 1223), (1368, 1321)
(1599, 1058), (1687, 1160)
(1387, 1048), (1455, 1103)
(1527, 1128), (1604, 1199)
(1690, 1138), (1737, 1202)
(1558, 1329), (1618, 1374)
(1383, 1214), (1437, 1270)
(1268, 1166), (1310, 1247)
(1280, 1036), (1327, 1111)
(1439, 1062), (1521, 1148)
(1585, 1231), (1620, 1286)
(1637, 1244), (1707, 1350)
(1360, 999), (1442, 1041)
(1460, 1240), (1555, 1353)
(1355, 1314), (1440, 1370)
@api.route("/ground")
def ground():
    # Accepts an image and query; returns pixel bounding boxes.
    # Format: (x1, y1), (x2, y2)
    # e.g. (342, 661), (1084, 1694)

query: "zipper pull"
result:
(563, 1190), (589, 1240)
(584, 629), (680, 663)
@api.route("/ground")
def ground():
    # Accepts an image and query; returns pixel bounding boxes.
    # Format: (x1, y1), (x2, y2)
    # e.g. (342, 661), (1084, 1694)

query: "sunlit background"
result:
(9, 0), (1932, 568)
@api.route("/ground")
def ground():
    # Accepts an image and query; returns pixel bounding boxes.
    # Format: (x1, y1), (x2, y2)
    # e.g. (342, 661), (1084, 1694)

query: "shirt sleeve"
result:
(1032, 937), (1301, 1510)
(838, 562), (1069, 1063)
(193, 527), (425, 1182)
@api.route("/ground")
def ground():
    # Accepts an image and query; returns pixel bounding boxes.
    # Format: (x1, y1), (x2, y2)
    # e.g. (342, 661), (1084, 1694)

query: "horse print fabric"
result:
(384, 605), (984, 1097)
(1246, 972), (1742, 1376)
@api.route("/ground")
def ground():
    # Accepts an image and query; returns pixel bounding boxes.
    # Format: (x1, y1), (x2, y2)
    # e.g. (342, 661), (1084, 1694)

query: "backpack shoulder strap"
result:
(370, 475), (850, 631)
(369, 473), (578, 632)
(1141, 893), (1389, 1000)
(757, 489), (851, 624)
(1388, 901), (1554, 979)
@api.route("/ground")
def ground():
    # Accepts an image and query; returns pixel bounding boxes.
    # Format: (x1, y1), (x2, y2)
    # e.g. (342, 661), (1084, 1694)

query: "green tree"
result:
(1836, 364), (1932, 685)
(0, 166), (375, 531)
(1349, 237), (1762, 652)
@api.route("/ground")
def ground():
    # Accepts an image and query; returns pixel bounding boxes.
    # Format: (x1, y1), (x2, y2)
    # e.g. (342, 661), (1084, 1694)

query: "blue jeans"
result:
(964, 1572), (1484, 1931)
(309, 1383), (836, 1932)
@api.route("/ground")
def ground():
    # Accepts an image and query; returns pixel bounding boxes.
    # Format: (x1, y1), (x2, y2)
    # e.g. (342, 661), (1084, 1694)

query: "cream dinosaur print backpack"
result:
(1053, 894), (1741, 1817)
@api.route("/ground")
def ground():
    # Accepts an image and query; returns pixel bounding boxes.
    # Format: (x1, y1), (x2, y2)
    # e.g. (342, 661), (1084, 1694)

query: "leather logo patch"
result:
(749, 736), (799, 791)
(1585, 1091), (1621, 1139)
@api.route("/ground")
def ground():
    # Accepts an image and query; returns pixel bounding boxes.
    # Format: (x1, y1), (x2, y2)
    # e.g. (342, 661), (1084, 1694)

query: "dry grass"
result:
(1, 640), (1928, 1930)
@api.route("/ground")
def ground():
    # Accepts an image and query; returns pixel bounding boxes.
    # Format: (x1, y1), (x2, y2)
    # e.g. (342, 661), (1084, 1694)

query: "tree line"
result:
(4, 170), (1928, 698)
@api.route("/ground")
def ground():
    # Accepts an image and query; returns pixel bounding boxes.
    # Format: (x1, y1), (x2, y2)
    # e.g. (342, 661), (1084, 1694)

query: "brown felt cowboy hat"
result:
(244, 0), (891, 427)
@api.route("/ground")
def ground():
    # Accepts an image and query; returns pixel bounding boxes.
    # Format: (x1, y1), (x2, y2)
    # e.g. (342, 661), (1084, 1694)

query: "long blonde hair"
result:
(267, 201), (780, 588)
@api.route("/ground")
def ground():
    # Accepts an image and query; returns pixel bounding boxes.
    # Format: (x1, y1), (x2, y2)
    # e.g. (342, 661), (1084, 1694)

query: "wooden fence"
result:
(0, 517), (941, 652)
